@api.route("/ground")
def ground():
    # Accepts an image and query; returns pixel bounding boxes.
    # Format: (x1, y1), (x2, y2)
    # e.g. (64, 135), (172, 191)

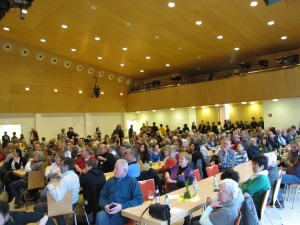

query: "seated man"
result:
(281, 155), (300, 185)
(125, 148), (141, 178)
(9, 151), (45, 208)
(246, 138), (260, 160)
(96, 159), (143, 225)
(34, 158), (80, 225)
(80, 160), (106, 222)
(194, 179), (239, 225)
(218, 138), (236, 171)
(96, 144), (116, 173)
(74, 146), (96, 174)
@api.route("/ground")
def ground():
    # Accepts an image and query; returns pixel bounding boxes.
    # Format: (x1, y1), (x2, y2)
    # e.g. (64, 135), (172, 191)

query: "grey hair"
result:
(219, 178), (239, 200)
(117, 159), (128, 170)
(167, 145), (178, 158)
(264, 152), (277, 167)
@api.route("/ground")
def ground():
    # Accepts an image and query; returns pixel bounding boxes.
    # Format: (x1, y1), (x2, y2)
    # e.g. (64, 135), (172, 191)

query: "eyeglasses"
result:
(218, 190), (228, 194)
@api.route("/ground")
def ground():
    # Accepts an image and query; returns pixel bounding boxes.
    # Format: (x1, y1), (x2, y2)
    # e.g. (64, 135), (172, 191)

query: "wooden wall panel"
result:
(128, 66), (300, 111)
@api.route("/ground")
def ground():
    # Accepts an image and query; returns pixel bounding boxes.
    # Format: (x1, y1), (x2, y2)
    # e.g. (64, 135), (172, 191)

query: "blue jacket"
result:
(99, 174), (143, 210)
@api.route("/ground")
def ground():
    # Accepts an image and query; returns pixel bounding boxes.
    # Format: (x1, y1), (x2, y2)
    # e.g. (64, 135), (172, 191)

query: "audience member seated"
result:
(281, 154), (300, 185)
(240, 154), (270, 218)
(264, 152), (283, 207)
(74, 146), (96, 174)
(276, 128), (287, 147)
(231, 134), (242, 150)
(125, 148), (141, 178)
(161, 145), (177, 179)
(258, 137), (273, 153)
(9, 151), (45, 208)
(165, 152), (194, 225)
(0, 200), (53, 225)
(150, 144), (162, 162)
(138, 143), (150, 164)
(96, 144), (116, 173)
(34, 158), (79, 225)
(200, 143), (209, 163)
(116, 143), (131, 160)
(80, 160), (106, 222)
(246, 138), (260, 160)
(218, 138), (236, 171)
(207, 133), (218, 149)
(44, 151), (64, 181)
(189, 179), (240, 225)
(280, 141), (299, 169)
(235, 143), (249, 165)
(191, 143), (207, 178)
(267, 131), (280, 150)
(96, 159), (143, 225)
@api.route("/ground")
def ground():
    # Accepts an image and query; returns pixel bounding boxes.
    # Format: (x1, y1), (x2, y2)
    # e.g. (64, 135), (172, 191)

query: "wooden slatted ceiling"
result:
(0, 0), (300, 80)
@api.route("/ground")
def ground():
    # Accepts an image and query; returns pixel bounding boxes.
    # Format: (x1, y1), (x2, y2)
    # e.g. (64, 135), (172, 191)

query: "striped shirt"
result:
(235, 150), (249, 165)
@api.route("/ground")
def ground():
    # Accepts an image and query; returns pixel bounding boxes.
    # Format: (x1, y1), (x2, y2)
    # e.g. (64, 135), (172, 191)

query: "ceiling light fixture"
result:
(201, 106), (206, 109)
(152, 109), (157, 112)
(166, 64), (170, 67)
(120, 64), (125, 67)
(146, 56), (151, 59)
(140, 70), (144, 73)
(25, 87), (30, 91)
(268, 21), (275, 25)
(250, 1), (258, 7)
(3, 27), (9, 31)
(71, 48), (76, 52)
(95, 37), (100, 41)
(234, 47), (240, 51)
(122, 47), (128, 51)
(191, 106), (196, 109)
(215, 104), (220, 107)
(242, 102), (247, 104)
(250, 102), (255, 105)
(195, 20), (202, 25)
(168, 2), (175, 8)
(40, 39), (46, 42)
(281, 36), (287, 40)
(273, 99), (278, 102)
(79, 90), (83, 94)
(97, 56), (102, 60)
(136, 111), (140, 114)
(90, 5), (97, 10)
(54, 89), (58, 93)
(101, 91), (104, 95)
(120, 93), (123, 96)
(61, 24), (68, 29)
(170, 108), (175, 111)
(217, 35), (223, 39)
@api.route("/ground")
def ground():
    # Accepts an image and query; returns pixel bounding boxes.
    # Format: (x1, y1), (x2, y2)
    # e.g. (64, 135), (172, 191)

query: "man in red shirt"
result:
(74, 146), (96, 174)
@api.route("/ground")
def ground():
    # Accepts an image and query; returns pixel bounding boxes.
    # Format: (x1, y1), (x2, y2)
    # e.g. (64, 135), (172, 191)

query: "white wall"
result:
(0, 113), (124, 141)
(263, 98), (300, 129)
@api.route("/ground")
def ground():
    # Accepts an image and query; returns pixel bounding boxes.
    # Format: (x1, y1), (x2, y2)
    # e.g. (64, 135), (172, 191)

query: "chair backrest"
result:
(278, 166), (282, 176)
(206, 165), (220, 177)
(138, 179), (155, 201)
(47, 190), (73, 217)
(28, 170), (45, 190)
(235, 208), (242, 225)
(260, 189), (270, 220)
(193, 169), (201, 181)
(272, 176), (282, 206)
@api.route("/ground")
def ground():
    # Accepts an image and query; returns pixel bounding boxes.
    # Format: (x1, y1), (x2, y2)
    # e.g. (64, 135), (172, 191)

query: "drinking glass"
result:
(148, 190), (155, 201)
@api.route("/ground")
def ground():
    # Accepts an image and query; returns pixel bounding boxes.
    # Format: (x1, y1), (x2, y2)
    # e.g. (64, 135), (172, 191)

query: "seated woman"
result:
(207, 133), (218, 150)
(150, 145), (162, 163)
(138, 143), (150, 164)
(240, 154), (270, 218)
(258, 137), (273, 153)
(235, 144), (249, 165)
(3, 150), (26, 185)
(161, 145), (177, 179)
(165, 152), (194, 225)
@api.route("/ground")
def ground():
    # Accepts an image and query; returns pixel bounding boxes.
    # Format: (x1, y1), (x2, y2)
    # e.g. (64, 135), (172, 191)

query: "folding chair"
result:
(267, 177), (284, 224)
(193, 169), (201, 182)
(206, 165), (220, 177)
(284, 183), (300, 209)
(22, 170), (45, 209)
(259, 189), (273, 225)
(235, 208), (242, 225)
(47, 189), (77, 225)
(138, 179), (155, 201)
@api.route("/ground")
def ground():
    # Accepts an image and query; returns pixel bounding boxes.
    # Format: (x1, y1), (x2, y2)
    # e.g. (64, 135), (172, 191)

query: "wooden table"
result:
(13, 169), (26, 177)
(122, 161), (253, 225)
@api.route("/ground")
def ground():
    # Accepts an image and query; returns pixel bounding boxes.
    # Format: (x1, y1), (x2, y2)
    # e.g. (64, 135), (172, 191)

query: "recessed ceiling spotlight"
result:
(170, 108), (175, 111)
(120, 92), (123, 96)
(101, 91), (104, 95)
(250, 102), (255, 105)
(250, 1), (258, 7)
(146, 56), (151, 59)
(217, 35), (223, 39)
(25, 87), (30, 91)
(215, 104), (220, 107)
(201, 106), (206, 109)
(234, 47), (240, 51)
(168, 2), (175, 8)
(224, 104), (230, 107)
(40, 39), (46, 43)
(90, 5), (97, 10)
(166, 64), (170, 67)
(195, 20), (202, 25)
(154, 35), (160, 40)
(125, 21), (132, 26)
(54, 89), (58, 93)
(178, 47), (182, 50)
(97, 56), (102, 60)
(61, 24), (68, 29)
(152, 109), (157, 112)
(3, 27), (9, 31)
(273, 99), (278, 102)
(242, 102), (247, 104)
(281, 36), (287, 40)
(136, 111), (140, 114)
(140, 70), (144, 73)
(268, 21), (275, 26)
(191, 106), (196, 109)
(79, 90), (83, 94)
(71, 48), (76, 52)
(120, 64), (125, 67)
(21, 9), (28, 14)
(94, 36), (100, 41)
(197, 67), (201, 70)
(122, 47), (128, 51)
